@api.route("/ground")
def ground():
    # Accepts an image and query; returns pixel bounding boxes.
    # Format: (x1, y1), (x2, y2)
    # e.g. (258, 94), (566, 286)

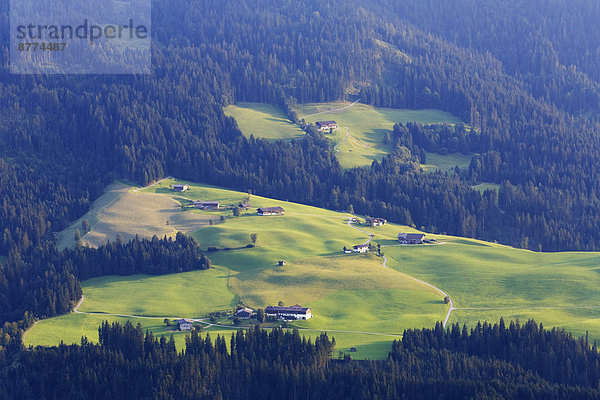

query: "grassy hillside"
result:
(295, 101), (465, 169)
(27, 179), (600, 360)
(24, 311), (394, 359)
(383, 242), (600, 340)
(223, 101), (470, 169)
(224, 103), (305, 140)
(79, 266), (236, 317)
(29, 179), (446, 359)
(57, 181), (229, 250)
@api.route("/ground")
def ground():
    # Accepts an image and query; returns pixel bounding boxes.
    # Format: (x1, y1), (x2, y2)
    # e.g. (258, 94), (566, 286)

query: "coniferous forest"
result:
(4, 321), (600, 399)
(3, 0), (600, 397)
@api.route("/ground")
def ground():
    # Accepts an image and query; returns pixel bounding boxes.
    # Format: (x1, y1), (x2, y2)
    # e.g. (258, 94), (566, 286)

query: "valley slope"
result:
(25, 179), (600, 359)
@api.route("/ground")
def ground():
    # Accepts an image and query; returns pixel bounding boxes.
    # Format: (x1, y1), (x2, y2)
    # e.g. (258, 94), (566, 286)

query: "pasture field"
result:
(25, 313), (238, 351)
(223, 101), (471, 170)
(57, 182), (217, 249)
(382, 242), (600, 342)
(224, 103), (305, 140)
(295, 101), (466, 169)
(79, 266), (236, 317)
(447, 308), (600, 342)
(25, 312), (397, 359)
(27, 179), (600, 358)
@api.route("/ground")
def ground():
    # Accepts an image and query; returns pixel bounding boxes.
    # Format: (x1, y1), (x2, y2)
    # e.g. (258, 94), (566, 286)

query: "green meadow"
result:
(224, 101), (471, 170)
(25, 179), (600, 358)
(24, 312), (397, 359)
(224, 102), (305, 140)
(295, 101), (465, 169)
(79, 266), (236, 317)
(57, 181), (217, 250)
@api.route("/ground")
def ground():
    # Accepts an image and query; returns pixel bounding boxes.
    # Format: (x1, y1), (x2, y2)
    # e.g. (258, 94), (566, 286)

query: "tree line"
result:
(0, 234), (211, 352)
(2, 320), (600, 399)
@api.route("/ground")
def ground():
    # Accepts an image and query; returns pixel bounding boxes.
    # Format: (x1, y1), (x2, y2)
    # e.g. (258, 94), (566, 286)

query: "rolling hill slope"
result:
(25, 178), (600, 360)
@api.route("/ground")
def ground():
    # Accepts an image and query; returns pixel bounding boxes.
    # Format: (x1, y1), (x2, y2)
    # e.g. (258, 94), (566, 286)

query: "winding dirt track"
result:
(300, 99), (361, 119)
(345, 220), (455, 327)
(26, 215), (457, 342)
(51, 217), (600, 338)
(73, 219), (455, 330)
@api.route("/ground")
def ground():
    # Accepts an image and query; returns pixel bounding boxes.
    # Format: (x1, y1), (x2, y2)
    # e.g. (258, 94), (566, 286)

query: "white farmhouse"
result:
(353, 244), (370, 253)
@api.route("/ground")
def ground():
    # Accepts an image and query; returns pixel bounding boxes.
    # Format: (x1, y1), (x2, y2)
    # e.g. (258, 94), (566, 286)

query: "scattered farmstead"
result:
(316, 120), (339, 131)
(366, 217), (387, 226)
(353, 244), (370, 253)
(398, 233), (425, 244)
(265, 305), (313, 320)
(176, 319), (193, 331)
(257, 207), (285, 216)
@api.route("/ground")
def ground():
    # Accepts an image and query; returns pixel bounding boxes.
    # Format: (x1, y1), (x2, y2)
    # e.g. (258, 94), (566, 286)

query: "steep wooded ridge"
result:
(2, 0), (600, 394)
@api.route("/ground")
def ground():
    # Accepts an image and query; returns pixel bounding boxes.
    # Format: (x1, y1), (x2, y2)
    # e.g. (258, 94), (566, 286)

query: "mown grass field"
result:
(79, 266), (236, 317)
(29, 179), (446, 359)
(27, 179), (600, 358)
(224, 103), (305, 140)
(223, 101), (470, 170)
(295, 101), (465, 169)
(24, 312), (396, 359)
(57, 182), (225, 250)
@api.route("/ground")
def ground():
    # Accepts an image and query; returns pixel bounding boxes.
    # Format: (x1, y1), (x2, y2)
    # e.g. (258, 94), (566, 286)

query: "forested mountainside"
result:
(4, 0), (600, 256)
(385, 0), (600, 116)
(4, 321), (600, 399)
(3, 0), (600, 380)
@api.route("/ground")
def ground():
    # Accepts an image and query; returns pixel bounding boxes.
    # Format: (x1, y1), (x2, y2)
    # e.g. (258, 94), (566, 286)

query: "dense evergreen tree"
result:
(2, 321), (600, 399)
